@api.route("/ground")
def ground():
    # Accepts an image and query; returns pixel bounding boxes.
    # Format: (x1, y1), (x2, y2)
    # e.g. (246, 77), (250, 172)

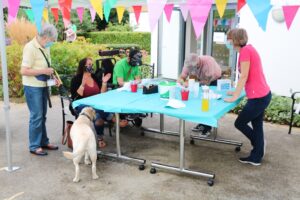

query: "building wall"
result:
(239, 4), (300, 96)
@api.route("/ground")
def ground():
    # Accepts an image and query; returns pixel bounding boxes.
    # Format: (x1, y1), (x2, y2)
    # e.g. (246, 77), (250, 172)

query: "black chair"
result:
(59, 75), (113, 137)
(95, 57), (117, 90)
(288, 91), (300, 134)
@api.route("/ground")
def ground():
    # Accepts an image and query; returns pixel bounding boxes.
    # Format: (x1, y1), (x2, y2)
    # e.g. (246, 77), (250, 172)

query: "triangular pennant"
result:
(89, 7), (96, 22)
(7, 0), (21, 23)
(76, 7), (85, 23)
(215, 0), (227, 18)
(188, 0), (213, 39)
(247, 0), (271, 31)
(116, 6), (125, 23)
(43, 8), (49, 22)
(283, 6), (299, 30)
(51, 8), (59, 23)
(104, 1), (111, 22)
(179, 3), (189, 21)
(25, 9), (35, 23)
(2, 0), (8, 8)
(147, 0), (168, 32)
(90, 0), (103, 20)
(237, 0), (246, 12)
(30, 0), (45, 33)
(58, 0), (72, 28)
(164, 4), (174, 23)
(132, 6), (142, 24)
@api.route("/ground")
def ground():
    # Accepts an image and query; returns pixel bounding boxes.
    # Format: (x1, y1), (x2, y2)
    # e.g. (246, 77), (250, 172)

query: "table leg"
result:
(142, 114), (179, 136)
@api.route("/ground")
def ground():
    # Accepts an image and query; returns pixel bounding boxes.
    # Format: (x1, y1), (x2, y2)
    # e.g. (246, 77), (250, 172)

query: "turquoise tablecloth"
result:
(72, 86), (245, 127)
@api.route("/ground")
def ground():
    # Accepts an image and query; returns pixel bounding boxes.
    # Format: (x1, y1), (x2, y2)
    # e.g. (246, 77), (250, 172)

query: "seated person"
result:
(113, 48), (142, 87)
(177, 53), (222, 135)
(70, 57), (126, 148)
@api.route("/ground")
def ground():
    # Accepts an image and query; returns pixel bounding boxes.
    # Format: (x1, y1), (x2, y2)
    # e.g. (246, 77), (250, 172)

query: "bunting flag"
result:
(215, 0), (227, 18)
(247, 0), (272, 31)
(147, 0), (168, 31)
(89, 7), (96, 22)
(282, 6), (299, 30)
(76, 7), (85, 23)
(51, 8), (59, 23)
(25, 9), (34, 23)
(179, 3), (189, 21)
(7, 0), (21, 23)
(30, 0), (45, 32)
(237, 0), (246, 12)
(2, 0), (8, 8)
(132, 5), (142, 24)
(104, 0), (117, 21)
(116, 6), (125, 23)
(188, 0), (213, 39)
(164, 4), (174, 23)
(58, 0), (72, 28)
(90, 0), (103, 20)
(43, 8), (49, 22)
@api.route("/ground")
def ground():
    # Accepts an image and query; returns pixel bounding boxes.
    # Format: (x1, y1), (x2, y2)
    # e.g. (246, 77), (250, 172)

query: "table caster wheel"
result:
(207, 178), (214, 186)
(150, 167), (156, 174)
(235, 146), (241, 152)
(190, 139), (195, 145)
(139, 164), (145, 171)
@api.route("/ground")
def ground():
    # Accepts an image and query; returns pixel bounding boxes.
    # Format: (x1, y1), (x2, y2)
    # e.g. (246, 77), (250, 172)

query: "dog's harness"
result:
(80, 112), (93, 121)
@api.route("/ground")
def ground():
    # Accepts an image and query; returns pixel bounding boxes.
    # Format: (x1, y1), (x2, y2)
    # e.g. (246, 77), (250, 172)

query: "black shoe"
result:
(239, 157), (261, 166)
(30, 148), (48, 156)
(191, 124), (205, 132)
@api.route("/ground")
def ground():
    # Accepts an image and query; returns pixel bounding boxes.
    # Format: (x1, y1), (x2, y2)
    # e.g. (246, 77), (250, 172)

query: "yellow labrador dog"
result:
(63, 107), (99, 182)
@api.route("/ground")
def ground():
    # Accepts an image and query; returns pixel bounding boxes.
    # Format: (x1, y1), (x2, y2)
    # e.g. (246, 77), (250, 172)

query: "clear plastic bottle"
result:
(202, 86), (209, 112)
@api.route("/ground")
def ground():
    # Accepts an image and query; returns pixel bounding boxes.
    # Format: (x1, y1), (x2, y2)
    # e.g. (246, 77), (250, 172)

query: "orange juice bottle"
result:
(201, 86), (209, 112)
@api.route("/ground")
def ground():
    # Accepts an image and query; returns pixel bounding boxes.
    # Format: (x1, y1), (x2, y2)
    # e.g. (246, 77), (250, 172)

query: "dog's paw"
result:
(84, 160), (91, 165)
(92, 174), (99, 180)
(73, 177), (80, 183)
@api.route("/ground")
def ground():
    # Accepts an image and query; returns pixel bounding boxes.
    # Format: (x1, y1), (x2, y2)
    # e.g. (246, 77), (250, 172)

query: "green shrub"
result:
(105, 23), (133, 32)
(86, 31), (151, 52)
(232, 94), (300, 127)
(105, 43), (141, 50)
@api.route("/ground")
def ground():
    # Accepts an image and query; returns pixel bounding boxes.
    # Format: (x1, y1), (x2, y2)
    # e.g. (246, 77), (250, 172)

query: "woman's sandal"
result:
(98, 139), (106, 148)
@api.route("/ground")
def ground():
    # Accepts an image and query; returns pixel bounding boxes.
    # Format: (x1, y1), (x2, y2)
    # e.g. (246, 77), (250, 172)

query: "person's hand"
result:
(54, 77), (62, 87)
(44, 68), (54, 75)
(227, 90), (235, 96)
(224, 95), (238, 103)
(102, 73), (111, 83)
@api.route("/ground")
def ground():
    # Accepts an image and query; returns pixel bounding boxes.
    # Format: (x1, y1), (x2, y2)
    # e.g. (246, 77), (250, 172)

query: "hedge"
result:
(85, 31), (151, 52)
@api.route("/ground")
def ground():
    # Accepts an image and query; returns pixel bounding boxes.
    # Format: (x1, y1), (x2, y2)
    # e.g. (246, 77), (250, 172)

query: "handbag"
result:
(62, 120), (73, 149)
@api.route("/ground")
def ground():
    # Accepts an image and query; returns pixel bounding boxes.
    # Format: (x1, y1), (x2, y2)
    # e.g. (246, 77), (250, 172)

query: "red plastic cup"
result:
(131, 83), (138, 92)
(181, 89), (189, 101)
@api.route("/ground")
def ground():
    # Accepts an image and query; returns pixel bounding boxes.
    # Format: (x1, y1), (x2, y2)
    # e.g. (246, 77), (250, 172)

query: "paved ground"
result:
(1, 96), (300, 200)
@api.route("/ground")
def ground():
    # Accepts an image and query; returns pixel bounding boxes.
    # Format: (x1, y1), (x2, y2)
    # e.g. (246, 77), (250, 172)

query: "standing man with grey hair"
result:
(20, 23), (59, 156)
(178, 53), (222, 135)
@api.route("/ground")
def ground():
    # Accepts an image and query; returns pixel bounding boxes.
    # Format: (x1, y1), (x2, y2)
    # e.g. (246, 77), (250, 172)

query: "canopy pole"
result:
(0, 1), (20, 172)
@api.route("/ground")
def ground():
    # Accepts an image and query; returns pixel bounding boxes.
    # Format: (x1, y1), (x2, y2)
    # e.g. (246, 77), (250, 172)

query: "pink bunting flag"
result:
(147, 0), (168, 31)
(164, 4), (174, 23)
(283, 5), (299, 30)
(179, 3), (189, 21)
(188, 0), (213, 39)
(7, 0), (21, 23)
(2, 0), (8, 8)
(51, 8), (59, 23)
(132, 5), (142, 24)
(77, 7), (84, 23)
(90, 7), (96, 22)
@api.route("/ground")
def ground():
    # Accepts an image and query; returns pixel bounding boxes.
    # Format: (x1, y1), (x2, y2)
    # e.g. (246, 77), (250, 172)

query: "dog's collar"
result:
(80, 112), (93, 121)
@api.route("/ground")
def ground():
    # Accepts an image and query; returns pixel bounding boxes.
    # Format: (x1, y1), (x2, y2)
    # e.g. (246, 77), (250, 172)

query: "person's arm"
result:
(117, 77), (125, 87)
(224, 61), (250, 102)
(20, 66), (54, 76)
(177, 67), (188, 87)
(101, 73), (111, 93)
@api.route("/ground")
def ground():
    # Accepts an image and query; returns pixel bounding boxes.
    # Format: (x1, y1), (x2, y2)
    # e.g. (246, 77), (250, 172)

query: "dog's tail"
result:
(63, 151), (74, 159)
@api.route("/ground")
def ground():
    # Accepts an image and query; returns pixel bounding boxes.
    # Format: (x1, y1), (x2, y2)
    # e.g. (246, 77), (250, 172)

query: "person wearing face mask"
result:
(20, 23), (59, 156)
(224, 28), (271, 166)
(70, 58), (126, 148)
(177, 53), (222, 135)
(112, 48), (142, 87)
